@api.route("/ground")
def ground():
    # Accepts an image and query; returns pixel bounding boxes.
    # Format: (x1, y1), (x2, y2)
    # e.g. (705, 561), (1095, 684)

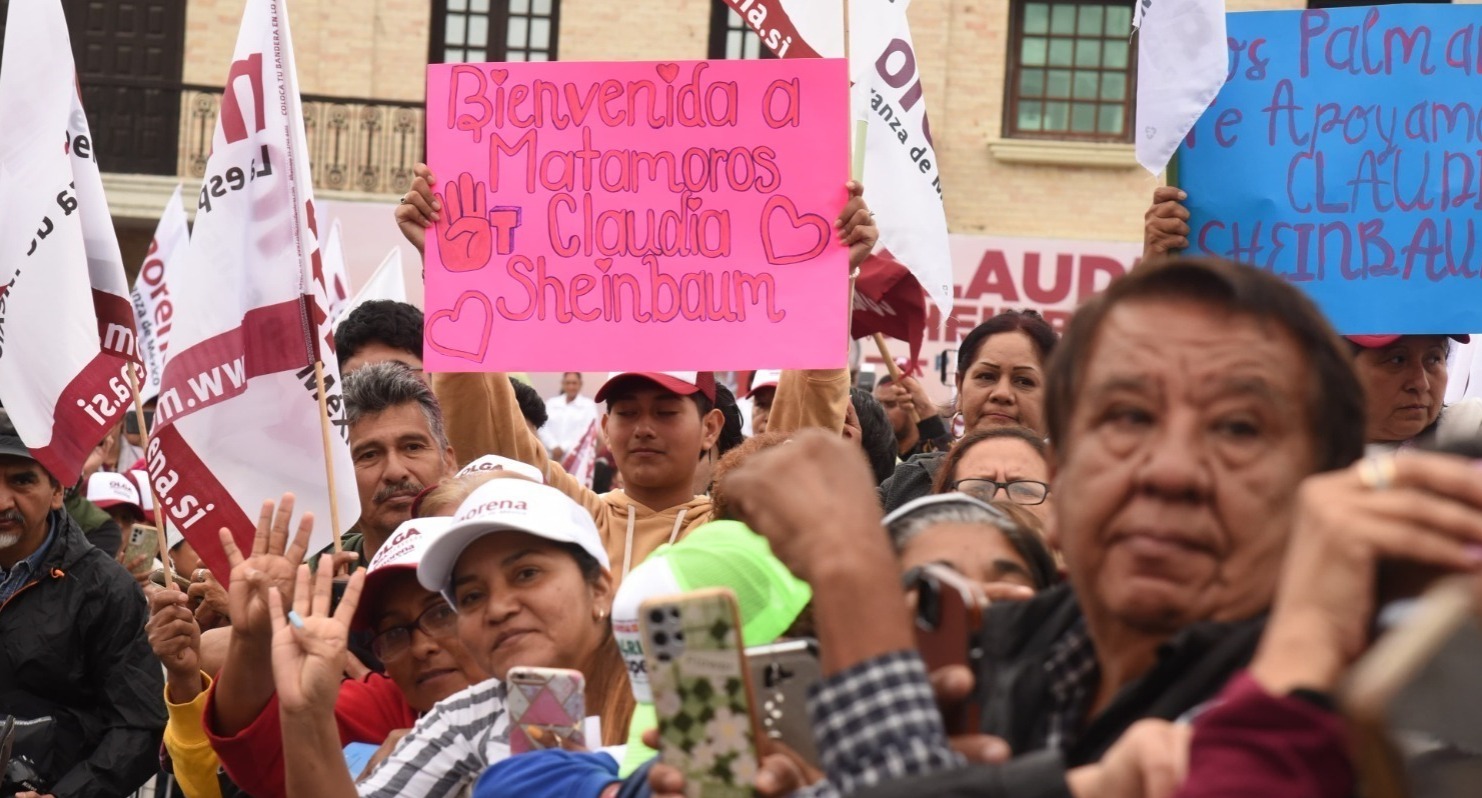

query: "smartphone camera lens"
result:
(674, 631), (684, 642)
(654, 631), (668, 646)
(649, 609), (664, 624)
(668, 607), (680, 619)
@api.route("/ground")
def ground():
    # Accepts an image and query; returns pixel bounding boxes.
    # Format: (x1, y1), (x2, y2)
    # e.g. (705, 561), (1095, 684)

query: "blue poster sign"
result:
(1179, 4), (1482, 334)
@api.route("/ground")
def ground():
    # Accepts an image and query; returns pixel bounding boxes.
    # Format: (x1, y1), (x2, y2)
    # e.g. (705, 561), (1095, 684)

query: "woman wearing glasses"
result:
(930, 427), (1053, 527)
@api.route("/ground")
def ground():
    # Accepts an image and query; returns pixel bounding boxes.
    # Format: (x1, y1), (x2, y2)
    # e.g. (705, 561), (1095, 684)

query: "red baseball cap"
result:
(744, 369), (783, 399)
(350, 516), (453, 632)
(594, 372), (717, 403)
(1346, 334), (1471, 348)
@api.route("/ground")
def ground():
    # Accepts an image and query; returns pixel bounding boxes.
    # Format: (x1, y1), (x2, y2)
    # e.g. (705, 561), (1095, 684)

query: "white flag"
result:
(321, 216), (352, 326)
(337, 248), (408, 330)
(721, 0), (954, 315)
(1133, 0), (1227, 175)
(0, 0), (141, 484)
(131, 186), (190, 403)
(150, 0), (359, 580)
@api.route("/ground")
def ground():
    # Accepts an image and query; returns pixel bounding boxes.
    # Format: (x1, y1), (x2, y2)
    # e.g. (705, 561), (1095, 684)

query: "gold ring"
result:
(1357, 454), (1397, 491)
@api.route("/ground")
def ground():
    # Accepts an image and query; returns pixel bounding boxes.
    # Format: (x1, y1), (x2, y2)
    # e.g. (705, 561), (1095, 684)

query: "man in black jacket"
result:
(0, 417), (165, 797)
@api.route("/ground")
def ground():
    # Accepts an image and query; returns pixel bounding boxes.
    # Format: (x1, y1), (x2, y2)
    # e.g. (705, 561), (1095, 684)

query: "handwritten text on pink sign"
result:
(423, 59), (850, 371)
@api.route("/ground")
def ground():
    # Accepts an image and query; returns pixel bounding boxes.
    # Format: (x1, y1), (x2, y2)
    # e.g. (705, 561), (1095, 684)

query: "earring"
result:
(595, 608), (608, 622)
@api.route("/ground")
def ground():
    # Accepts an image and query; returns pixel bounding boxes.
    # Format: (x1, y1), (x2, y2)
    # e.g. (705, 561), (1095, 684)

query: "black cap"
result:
(0, 408), (36, 461)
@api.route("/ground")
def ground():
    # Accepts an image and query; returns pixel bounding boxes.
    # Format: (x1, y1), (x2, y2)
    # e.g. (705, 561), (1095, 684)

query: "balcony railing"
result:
(180, 86), (425, 196)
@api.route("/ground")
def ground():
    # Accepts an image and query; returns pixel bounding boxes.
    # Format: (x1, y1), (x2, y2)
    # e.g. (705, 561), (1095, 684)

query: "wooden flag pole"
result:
(126, 366), (174, 584)
(313, 360), (344, 553)
(872, 332), (920, 424)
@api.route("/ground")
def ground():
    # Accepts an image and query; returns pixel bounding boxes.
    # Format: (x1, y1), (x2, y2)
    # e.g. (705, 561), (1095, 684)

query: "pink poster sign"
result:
(423, 59), (850, 372)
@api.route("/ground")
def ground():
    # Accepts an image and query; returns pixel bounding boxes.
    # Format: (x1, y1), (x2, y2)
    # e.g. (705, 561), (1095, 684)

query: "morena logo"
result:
(459, 499), (529, 520)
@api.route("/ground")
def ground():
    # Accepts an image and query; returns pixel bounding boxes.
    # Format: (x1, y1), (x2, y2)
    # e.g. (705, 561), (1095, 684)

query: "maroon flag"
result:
(851, 249), (927, 375)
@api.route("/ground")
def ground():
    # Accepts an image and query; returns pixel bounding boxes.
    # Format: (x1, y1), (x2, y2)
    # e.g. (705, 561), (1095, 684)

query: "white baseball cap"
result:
(351, 516), (453, 631)
(417, 479), (609, 599)
(745, 369), (783, 398)
(87, 471), (142, 515)
(456, 454), (545, 484)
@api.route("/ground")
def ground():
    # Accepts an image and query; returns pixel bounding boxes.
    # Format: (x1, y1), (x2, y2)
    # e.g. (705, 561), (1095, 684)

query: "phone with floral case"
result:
(641, 588), (761, 798)
(507, 666), (586, 755)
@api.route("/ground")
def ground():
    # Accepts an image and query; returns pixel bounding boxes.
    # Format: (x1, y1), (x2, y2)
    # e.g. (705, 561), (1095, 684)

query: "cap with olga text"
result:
(86, 471), (142, 514)
(594, 372), (716, 403)
(417, 478), (608, 600)
(350, 516), (454, 632)
(456, 454), (545, 484)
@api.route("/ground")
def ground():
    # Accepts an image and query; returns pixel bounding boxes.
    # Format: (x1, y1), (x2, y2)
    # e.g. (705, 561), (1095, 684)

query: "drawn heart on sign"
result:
(760, 195), (830, 266)
(426, 291), (493, 362)
(490, 68), (509, 84)
(1145, 126), (1157, 139)
(656, 63), (680, 83)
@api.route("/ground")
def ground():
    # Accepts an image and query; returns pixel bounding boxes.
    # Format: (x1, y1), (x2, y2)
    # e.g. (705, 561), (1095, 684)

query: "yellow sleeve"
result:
(163, 673), (225, 798)
(766, 368), (850, 435)
(433, 371), (609, 528)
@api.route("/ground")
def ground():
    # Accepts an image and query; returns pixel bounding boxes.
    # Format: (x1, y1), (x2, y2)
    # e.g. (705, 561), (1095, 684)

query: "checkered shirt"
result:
(1042, 617), (1099, 753)
(797, 649), (965, 797)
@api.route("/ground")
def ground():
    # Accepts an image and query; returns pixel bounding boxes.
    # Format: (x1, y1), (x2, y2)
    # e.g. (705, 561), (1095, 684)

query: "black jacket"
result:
(878, 451), (946, 514)
(0, 510), (165, 797)
(858, 584), (1266, 798)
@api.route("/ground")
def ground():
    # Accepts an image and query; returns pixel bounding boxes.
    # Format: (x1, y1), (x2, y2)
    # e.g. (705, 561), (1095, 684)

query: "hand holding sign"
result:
(436, 172), (499, 273)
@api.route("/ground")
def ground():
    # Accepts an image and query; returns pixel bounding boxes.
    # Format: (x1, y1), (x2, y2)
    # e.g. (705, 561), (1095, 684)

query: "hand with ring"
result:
(1251, 450), (1482, 695)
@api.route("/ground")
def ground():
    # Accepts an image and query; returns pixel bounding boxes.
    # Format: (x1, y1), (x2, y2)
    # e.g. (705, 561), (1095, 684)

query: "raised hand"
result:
(836, 180), (878, 271)
(268, 558), (366, 715)
(147, 588), (202, 688)
(395, 163), (440, 256)
(218, 493), (315, 644)
(188, 567), (231, 629)
(436, 172), (496, 273)
(1143, 186), (1190, 259)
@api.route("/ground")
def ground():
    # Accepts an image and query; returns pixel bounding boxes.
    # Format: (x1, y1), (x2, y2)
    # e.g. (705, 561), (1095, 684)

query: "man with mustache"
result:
(0, 410), (165, 797)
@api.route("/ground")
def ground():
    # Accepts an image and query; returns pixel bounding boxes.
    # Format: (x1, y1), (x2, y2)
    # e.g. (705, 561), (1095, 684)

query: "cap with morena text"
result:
(350, 516), (453, 632)
(594, 372), (716, 403)
(417, 479), (608, 601)
(1346, 334), (1471, 348)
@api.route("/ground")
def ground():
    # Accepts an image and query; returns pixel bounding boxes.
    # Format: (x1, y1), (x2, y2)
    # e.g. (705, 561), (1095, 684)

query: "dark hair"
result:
(334, 300), (424, 368)
(852, 387), (897, 484)
(710, 431), (791, 520)
(956, 310), (1059, 385)
(510, 378), (548, 430)
(343, 361), (449, 450)
(562, 372), (583, 381)
(994, 515), (1059, 591)
(886, 498), (1059, 591)
(712, 383), (746, 457)
(1045, 257), (1365, 472)
(931, 427), (1048, 494)
(876, 375), (896, 388)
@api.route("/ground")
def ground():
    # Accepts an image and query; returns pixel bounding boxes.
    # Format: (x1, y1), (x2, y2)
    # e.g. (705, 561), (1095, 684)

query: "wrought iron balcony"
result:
(180, 86), (425, 196)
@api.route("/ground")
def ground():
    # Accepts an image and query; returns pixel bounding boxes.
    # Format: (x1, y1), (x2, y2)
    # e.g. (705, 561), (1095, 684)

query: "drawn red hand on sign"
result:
(435, 172), (522, 273)
(426, 291), (493, 362)
(761, 195), (831, 266)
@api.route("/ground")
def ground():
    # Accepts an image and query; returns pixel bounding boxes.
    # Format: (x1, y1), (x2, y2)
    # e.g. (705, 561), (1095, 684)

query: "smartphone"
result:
(124, 409), (153, 436)
(506, 666), (587, 755)
(122, 525), (159, 577)
(907, 564), (989, 735)
(641, 588), (762, 798)
(745, 639), (821, 768)
(1345, 577), (1482, 798)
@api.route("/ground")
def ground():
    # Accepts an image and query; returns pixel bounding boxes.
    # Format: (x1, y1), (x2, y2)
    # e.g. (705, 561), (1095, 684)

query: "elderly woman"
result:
(1347, 334), (1482, 453)
(879, 310), (1059, 512)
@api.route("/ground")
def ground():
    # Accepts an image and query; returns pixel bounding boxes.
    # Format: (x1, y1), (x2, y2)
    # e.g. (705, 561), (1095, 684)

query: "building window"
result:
(1005, 1), (1134, 142)
(707, 0), (776, 60)
(433, 0), (559, 64)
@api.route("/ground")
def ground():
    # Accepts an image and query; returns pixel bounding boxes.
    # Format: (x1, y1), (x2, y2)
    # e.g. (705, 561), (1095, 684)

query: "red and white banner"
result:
(560, 418), (600, 489)
(321, 216), (351, 327)
(0, 0), (141, 485)
(867, 234), (1144, 402)
(151, 0), (359, 581)
(726, 0), (954, 316)
(131, 186), (190, 403)
(851, 250), (927, 374)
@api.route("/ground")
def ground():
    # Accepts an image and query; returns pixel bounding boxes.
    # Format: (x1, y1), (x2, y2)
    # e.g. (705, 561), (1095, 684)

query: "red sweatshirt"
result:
(203, 673), (417, 798)
(1177, 672), (1355, 798)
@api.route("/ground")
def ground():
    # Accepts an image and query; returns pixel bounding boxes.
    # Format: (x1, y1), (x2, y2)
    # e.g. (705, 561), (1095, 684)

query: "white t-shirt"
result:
(541, 394), (599, 454)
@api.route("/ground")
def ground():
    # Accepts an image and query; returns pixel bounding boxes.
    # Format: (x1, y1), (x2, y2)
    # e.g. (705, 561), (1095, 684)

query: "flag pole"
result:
(313, 360), (344, 553)
(126, 366), (175, 584)
(872, 333), (920, 424)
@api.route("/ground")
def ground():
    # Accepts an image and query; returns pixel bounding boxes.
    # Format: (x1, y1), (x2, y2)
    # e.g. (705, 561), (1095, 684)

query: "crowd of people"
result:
(3, 168), (1482, 798)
